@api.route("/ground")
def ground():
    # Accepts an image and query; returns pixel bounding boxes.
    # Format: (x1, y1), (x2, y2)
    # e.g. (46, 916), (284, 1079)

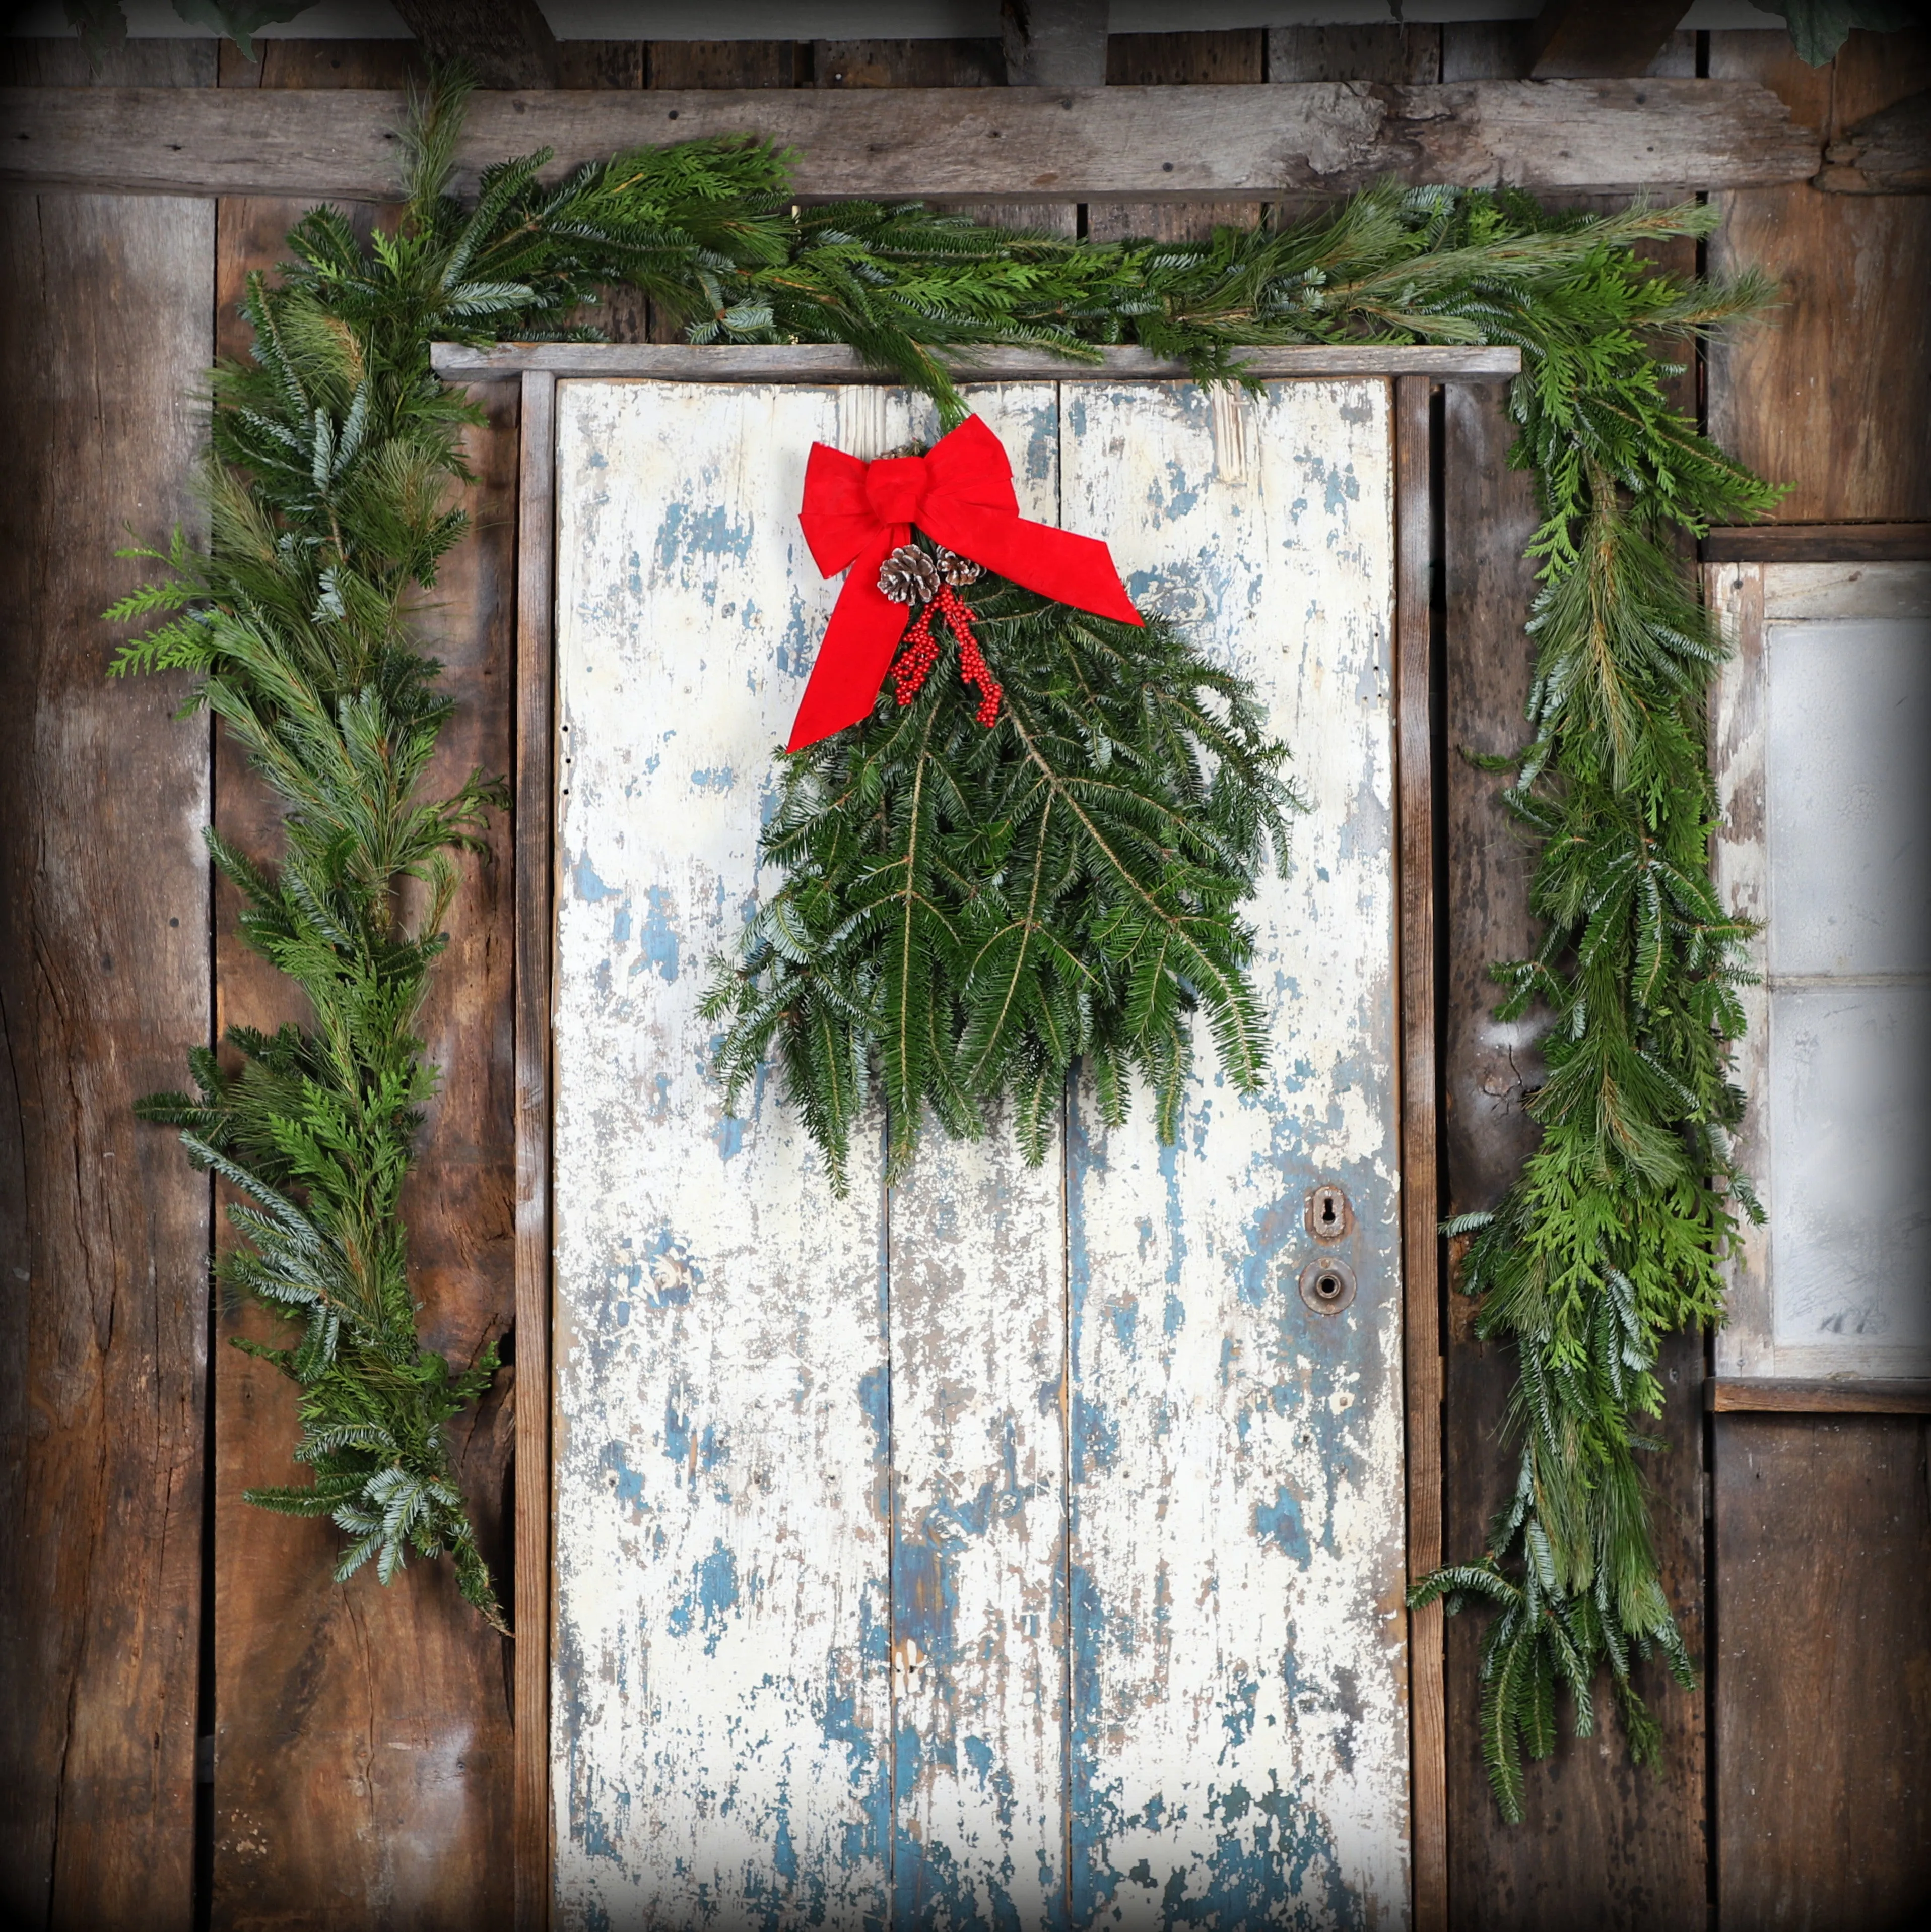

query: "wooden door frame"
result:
(461, 342), (1518, 1931)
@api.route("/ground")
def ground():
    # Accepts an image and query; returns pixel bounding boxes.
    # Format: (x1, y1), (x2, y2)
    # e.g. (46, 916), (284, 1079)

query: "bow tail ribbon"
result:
(786, 418), (1142, 752)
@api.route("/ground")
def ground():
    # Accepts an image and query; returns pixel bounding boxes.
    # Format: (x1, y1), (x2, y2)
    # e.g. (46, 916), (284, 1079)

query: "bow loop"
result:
(786, 415), (1141, 751)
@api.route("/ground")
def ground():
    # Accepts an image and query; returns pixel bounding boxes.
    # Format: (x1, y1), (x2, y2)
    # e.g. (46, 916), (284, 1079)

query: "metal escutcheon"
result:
(1298, 1256), (1358, 1316)
(1305, 1183), (1352, 1242)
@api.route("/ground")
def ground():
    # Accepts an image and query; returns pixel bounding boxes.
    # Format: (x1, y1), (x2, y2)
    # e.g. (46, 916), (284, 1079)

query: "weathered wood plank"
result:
(1527, 0), (1688, 80)
(1708, 1378), (1931, 1413)
(548, 379), (893, 1927)
(1714, 1414), (1931, 1927)
(1702, 520), (1931, 562)
(0, 185), (212, 1928)
(1394, 373), (1446, 1932)
(389, 0), (560, 91)
(1268, 24), (1441, 86)
(511, 368), (556, 1932)
(1086, 28), (1262, 245)
(879, 385), (1069, 1932)
(207, 39), (518, 1932)
(432, 342), (1522, 382)
(1439, 330), (1707, 1929)
(1060, 377), (1409, 1922)
(0, 79), (1821, 201)
(1708, 29), (1931, 524)
(1003, 0), (1107, 88)
(1815, 83), (1931, 193)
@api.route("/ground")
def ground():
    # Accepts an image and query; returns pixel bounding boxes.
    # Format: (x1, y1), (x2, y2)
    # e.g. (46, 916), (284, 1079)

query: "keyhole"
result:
(1305, 1183), (1351, 1242)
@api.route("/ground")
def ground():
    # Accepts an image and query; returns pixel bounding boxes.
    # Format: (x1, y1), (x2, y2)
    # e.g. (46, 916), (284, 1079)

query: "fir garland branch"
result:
(108, 76), (1771, 1810)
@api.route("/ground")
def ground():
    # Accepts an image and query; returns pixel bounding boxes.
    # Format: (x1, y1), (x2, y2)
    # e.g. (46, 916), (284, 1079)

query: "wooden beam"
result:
(429, 342), (1523, 382)
(389, 0), (559, 91)
(1000, 0), (1108, 88)
(1701, 520), (1931, 562)
(1816, 87), (1931, 193)
(1528, 0), (1687, 79)
(0, 79), (1820, 201)
(1708, 1378), (1931, 1414)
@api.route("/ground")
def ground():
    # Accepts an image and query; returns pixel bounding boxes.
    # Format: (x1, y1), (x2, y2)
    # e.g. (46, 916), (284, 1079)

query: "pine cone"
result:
(934, 547), (982, 586)
(878, 544), (940, 605)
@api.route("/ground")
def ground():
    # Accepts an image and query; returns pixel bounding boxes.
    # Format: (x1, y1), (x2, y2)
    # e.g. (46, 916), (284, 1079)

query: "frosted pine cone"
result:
(934, 547), (982, 586)
(878, 544), (940, 605)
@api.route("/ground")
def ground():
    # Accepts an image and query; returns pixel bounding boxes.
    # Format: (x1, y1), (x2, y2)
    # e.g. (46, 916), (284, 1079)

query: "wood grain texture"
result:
(389, 0), (559, 91)
(1438, 327), (1707, 1923)
(0, 180), (212, 1932)
(548, 378), (897, 1927)
(512, 369), (556, 1932)
(1395, 375), (1446, 1932)
(432, 343), (1521, 382)
(1059, 377), (1408, 1925)
(1269, 25), (1441, 86)
(1702, 520), (1931, 563)
(1527, 0), (1687, 80)
(1714, 1414), (1931, 1927)
(208, 40), (517, 1932)
(543, 374), (1411, 1922)
(1002, 0), (1107, 88)
(1816, 84), (1931, 193)
(878, 388), (1069, 1931)
(1086, 29), (1261, 246)
(1708, 28), (1931, 524)
(0, 79), (1820, 202)
(1708, 1379), (1931, 1413)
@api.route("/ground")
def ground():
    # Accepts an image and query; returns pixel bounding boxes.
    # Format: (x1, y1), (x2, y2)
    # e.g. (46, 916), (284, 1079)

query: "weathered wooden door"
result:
(545, 369), (1409, 1928)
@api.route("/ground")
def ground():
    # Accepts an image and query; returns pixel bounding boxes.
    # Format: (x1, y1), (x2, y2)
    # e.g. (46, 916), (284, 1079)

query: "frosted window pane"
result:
(1764, 618), (1931, 978)
(1768, 985), (1931, 1353)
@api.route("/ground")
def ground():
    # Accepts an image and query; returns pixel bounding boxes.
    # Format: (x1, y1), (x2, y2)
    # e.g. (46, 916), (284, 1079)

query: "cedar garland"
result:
(111, 75), (1776, 1813)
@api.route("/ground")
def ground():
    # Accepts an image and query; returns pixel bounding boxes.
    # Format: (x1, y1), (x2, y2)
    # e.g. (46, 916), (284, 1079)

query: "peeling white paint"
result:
(549, 378), (1409, 1928)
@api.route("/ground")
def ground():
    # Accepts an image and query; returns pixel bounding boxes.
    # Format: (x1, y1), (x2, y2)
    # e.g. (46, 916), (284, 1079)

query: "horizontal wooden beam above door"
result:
(0, 79), (1817, 202)
(430, 342), (1524, 382)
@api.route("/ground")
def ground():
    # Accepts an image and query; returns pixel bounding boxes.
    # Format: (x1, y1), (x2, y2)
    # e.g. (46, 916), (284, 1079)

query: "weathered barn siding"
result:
(3, 22), (1929, 1932)
(546, 376), (1406, 1924)
(0, 49), (215, 1923)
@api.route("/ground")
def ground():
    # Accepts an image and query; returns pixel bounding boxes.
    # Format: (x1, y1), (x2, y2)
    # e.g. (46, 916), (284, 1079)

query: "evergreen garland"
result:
(110, 77), (1774, 1813)
(701, 566), (1297, 1192)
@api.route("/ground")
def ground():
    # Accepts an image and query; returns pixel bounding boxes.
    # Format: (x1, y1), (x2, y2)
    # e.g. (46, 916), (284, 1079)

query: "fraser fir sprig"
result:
(701, 569), (1297, 1192)
(111, 73), (1771, 1793)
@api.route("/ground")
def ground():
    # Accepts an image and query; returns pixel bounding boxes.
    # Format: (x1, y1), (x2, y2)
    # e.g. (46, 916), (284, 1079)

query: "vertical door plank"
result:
(885, 388), (1070, 1931)
(549, 381), (891, 1927)
(1060, 379), (1409, 1923)
(512, 369), (557, 1932)
(1394, 375), (1447, 1932)
(0, 181), (213, 1932)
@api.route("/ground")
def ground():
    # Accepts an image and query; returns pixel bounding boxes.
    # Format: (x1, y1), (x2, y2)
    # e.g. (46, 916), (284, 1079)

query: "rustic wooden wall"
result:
(0, 35), (215, 1930)
(1699, 30), (1931, 1932)
(2, 21), (1927, 1932)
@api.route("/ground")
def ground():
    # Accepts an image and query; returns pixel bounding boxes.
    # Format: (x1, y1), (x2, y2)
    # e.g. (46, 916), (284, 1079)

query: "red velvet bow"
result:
(787, 414), (1143, 751)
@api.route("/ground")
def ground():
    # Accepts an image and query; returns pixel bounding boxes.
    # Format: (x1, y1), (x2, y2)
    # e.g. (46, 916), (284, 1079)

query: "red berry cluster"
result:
(891, 602), (942, 705)
(887, 583), (1002, 729)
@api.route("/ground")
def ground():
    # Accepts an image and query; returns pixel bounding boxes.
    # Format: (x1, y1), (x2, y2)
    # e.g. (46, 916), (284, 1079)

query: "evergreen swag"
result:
(702, 570), (1296, 1191)
(109, 74), (1776, 1810)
